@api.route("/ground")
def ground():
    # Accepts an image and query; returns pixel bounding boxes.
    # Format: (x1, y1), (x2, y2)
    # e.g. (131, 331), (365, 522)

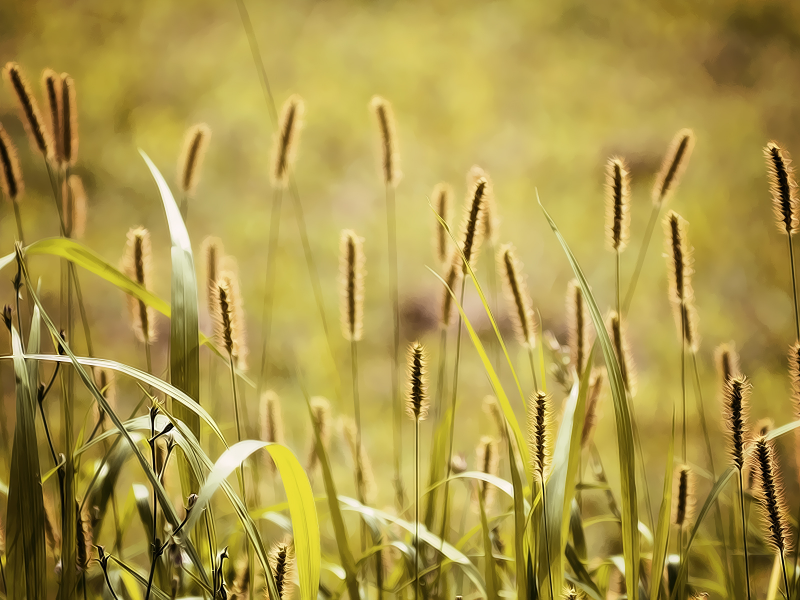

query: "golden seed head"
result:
(339, 230), (365, 342)
(605, 156), (631, 252)
(432, 182), (453, 265)
(271, 95), (304, 188)
(723, 375), (750, 470)
(672, 464), (694, 527)
(343, 418), (376, 503)
(468, 165), (499, 245)
(498, 243), (537, 348)
(439, 255), (464, 328)
(60, 73), (78, 167)
(405, 342), (428, 421)
(40, 69), (62, 162)
(268, 539), (295, 600)
(3, 62), (53, 158)
(567, 279), (593, 377)
(527, 390), (553, 482)
(749, 436), (792, 553)
(562, 584), (583, 600)
(474, 436), (499, 509)
(178, 123), (211, 197)
(260, 391), (284, 474)
(764, 141), (799, 236)
(653, 128), (695, 205)
(458, 173), (489, 272)
(201, 236), (224, 318)
(0, 123), (24, 201)
(370, 95), (401, 187)
(213, 270), (248, 369)
(581, 369), (604, 448)
(307, 396), (331, 474)
(63, 174), (87, 239)
(606, 310), (636, 396)
(123, 227), (156, 344)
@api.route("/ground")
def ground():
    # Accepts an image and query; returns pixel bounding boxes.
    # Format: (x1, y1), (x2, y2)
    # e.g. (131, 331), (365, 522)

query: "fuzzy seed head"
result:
(606, 310), (636, 396)
(723, 375), (750, 470)
(370, 96), (401, 187)
(749, 436), (792, 553)
(605, 156), (631, 252)
(672, 464), (694, 527)
(432, 182), (453, 265)
(213, 270), (248, 369)
(271, 96), (304, 188)
(343, 418), (376, 503)
(405, 342), (428, 421)
(202, 236), (224, 318)
(458, 174), (489, 272)
(581, 370), (604, 448)
(41, 69), (62, 162)
(178, 123), (211, 196)
(4, 62), (53, 158)
(268, 540), (295, 600)
(123, 227), (156, 344)
(440, 256), (463, 328)
(339, 230), (365, 341)
(764, 141), (799, 236)
(653, 128), (695, 205)
(63, 174), (87, 239)
(664, 210), (694, 305)
(307, 396), (331, 474)
(60, 73), (77, 167)
(468, 165), (499, 245)
(527, 391), (553, 482)
(567, 279), (593, 377)
(474, 436), (499, 509)
(0, 123), (23, 201)
(499, 244), (537, 348)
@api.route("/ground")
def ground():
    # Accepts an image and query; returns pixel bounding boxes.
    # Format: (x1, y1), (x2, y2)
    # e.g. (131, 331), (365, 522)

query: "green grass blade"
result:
(478, 493), (499, 600)
(539, 197), (639, 600)
(507, 430), (528, 600)
(26, 303), (40, 385)
(649, 410), (675, 600)
(564, 544), (603, 600)
(6, 325), (46, 600)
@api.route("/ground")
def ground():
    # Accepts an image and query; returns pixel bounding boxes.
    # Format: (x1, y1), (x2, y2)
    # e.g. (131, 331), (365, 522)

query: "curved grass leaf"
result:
(649, 410), (675, 600)
(539, 197), (639, 600)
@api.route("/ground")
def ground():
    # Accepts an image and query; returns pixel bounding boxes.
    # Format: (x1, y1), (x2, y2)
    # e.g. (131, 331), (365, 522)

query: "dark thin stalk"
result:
(145, 408), (158, 600)
(526, 347), (539, 392)
(541, 480), (554, 600)
(622, 203), (659, 315)
(258, 187), (283, 395)
(385, 183), (403, 508)
(415, 418), (420, 600)
(680, 305), (686, 463)
(433, 328), (447, 425)
(12, 200), (25, 247)
(788, 235), (800, 342)
(229, 354), (247, 499)
(101, 562), (120, 600)
(781, 552), (791, 600)
(615, 250), (621, 319)
(737, 469), (752, 600)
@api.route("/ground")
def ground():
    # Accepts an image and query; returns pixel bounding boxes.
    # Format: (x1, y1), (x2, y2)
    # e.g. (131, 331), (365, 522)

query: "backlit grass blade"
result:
(539, 197), (639, 600)
(507, 430), (527, 600)
(649, 410), (675, 600)
(6, 324), (46, 600)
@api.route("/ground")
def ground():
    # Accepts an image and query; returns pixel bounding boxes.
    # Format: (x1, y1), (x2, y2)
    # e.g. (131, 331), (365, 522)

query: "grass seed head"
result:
(60, 73), (78, 167)
(749, 436), (792, 553)
(440, 256), (463, 328)
(370, 95), (401, 187)
(605, 156), (631, 252)
(271, 95), (304, 188)
(474, 436), (499, 509)
(581, 369), (604, 448)
(432, 182), (453, 265)
(202, 236), (224, 318)
(567, 279), (593, 377)
(268, 540), (295, 600)
(4, 62), (53, 158)
(606, 310), (636, 395)
(405, 341), (428, 421)
(123, 227), (156, 344)
(468, 165), (499, 245)
(339, 230), (365, 341)
(764, 141), (799, 236)
(178, 123), (211, 197)
(653, 128), (695, 205)
(723, 375), (750, 470)
(715, 342), (740, 392)
(0, 123), (23, 201)
(672, 464), (694, 527)
(498, 243), (537, 348)
(528, 390), (553, 482)
(41, 69), (62, 162)
(213, 270), (248, 369)
(458, 174), (488, 272)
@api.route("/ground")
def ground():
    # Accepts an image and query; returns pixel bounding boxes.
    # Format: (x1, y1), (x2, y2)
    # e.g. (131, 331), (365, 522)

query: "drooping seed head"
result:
(339, 230), (365, 341)
(405, 342), (428, 421)
(581, 369), (604, 448)
(343, 418), (376, 503)
(458, 174), (489, 273)
(178, 123), (211, 197)
(567, 279), (593, 377)
(439, 256), (463, 328)
(672, 464), (694, 527)
(474, 436), (499, 509)
(722, 375), (750, 470)
(201, 236), (224, 318)
(271, 96), (304, 188)
(213, 270), (248, 369)
(498, 243), (537, 348)
(0, 123), (23, 201)
(605, 156), (631, 252)
(468, 165), (499, 245)
(370, 95), (401, 187)
(268, 540), (295, 600)
(606, 310), (636, 396)
(653, 128), (695, 205)
(764, 141), (799, 236)
(41, 69), (62, 161)
(527, 390), (553, 482)
(432, 182), (453, 265)
(307, 396), (331, 474)
(60, 73), (77, 167)
(63, 174), (86, 239)
(123, 227), (156, 344)
(3, 62), (53, 158)
(261, 391), (284, 474)
(749, 436), (792, 554)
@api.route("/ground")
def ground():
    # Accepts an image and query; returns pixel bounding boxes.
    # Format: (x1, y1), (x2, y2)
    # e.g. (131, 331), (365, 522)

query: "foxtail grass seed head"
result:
(339, 230), (365, 341)
(213, 270), (248, 369)
(307, 396), (331, 473)
(202, 236), (224, 317)
(405, 342), (428, 421)
(370, 95), (401, 187)
(653, 128), (695, 205)
(483, 396), (507, 444)
(178, 123), (211, 197)
(715, 342), (740, 391)
(764, 141), (799, 236)
(123, 227), (156, 344)
(664, 210), (694, 305)
(268, 540), (295, 600)
(0, 123), (23, 201)
(567, 279), (592, 376)
(432, 182), (453, 265)
(749, 436), (792, 553)
(440, 256), (463, 328)
(528, 390), (553, 482)
(723, 375), (750, 470)
(474, 436), (499, 509)
(789, 342), (800, 415)
(498, 244), (537, 348)
(458, 174), (489, 272)
(468, 165), (499, 245)
(343, 418), (377, 503)
(271, 95), (304, 188)
(680, 301), (700, 353)
(260, 391), (284, 474)
(581, 370), (604, 448)
(606, 310), (636, 395)
(4, 62), (52, 158)
(672, 464), (694, 527)
(60, 73), (77, 167)
(63, 174), (86, 239)
(605, 157), (631, 252)
(41, 69), (62, 161)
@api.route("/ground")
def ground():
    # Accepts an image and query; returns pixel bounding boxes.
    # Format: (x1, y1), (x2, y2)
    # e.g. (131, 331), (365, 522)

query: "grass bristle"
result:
(3, 62), (53, 158)
(339, 229), (365, 342)
(178, 123), (211, 196)
(764, 141), (799, 236)
(213, 269), (248, 369)
(458, 174), (489, 272)
(722, 375), (750, 470)
(307, 396), (331, 474)
(63, 174), (87, 239)
(41, 69), (62, 161)
(343, 418), (377, 503)
(432, 182), (453, 265)
(370, 95), (401, 187)
(527, 390), (553, 482)
(606, 310), (636, 395)
(468, 165), (499, 245)
(0, 123), (24, 201)
(440, 256), (463, 328)
(498, 243), (537, 348)
(202, 236), (224, 318)
(123, 227), (156, 344)
(605, 156), (631, 252)
(671, 464), (694, 527)
(749, 436), (792, 553)
(261, 391), (284, 474)
(268, 540), (295, 600)
(567, 279), (593, 376)
(581, 369), (605, 448)
(405, 341), (428, 421)
(60, 73), (78, 167)
(653, 128), (695, 204)
(271, 95), (304, 188)
(474, 435), (499, 509)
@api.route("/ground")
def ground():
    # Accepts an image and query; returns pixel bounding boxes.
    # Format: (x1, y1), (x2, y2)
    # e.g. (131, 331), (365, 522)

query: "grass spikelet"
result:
(213, 270), (248, 369)
(483, 395), (507, 444)
(567, 279), (592, 376)
(664, 210), (694, 306)
(581, 370), (604, 448)
(653, 128), (695, 205)
(271, 95), (304, 188)
(3, 62), (52, 157)
(468, 165), (499, 245)
(405, 341), (428, 421)
(268, 540), (295, 600)
(749, 436), (792, 554)
(606, 310), (636, 395)
(498, 243), (537, 348)
(764, 141), (799, 236)
(76, 500), (93, 573)
(123, 227), (156, 344)
(178, 123), (211, 197)
(41, 69), (62, 160)
(0, 123), (23, 201)
(432, 182), (453, 265)
(339, 230), (365, 341)
(370, 95), (401, 187)
(201, 236), (224, 317)
(527, 390), (553, 482)
(60, 73), (77, 167)
(715, 343), (740, 391)
(440, 256), (463, 328)
(605, 157), (631, 252)
(672, 464), (694, 527)
(63, 174), (87, 239)
(307, 396), (331, 474)
(343, 418), (377, 503)
(260, 391), (284, 474)
(474, 436), (499, 509)
(722, 376), (750, 470)
(458, 174), (488, 272)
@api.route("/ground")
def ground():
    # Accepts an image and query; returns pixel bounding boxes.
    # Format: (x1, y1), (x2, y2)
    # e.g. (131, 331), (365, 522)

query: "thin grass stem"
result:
(526, 347), (539, 392)
(540, 479), (554, 600)
(258, 187), (283, 395)
(737, 469), (752, 600)
(788, 235), (800, 342)
(415, 418), (420, 600)
(385, 183), (403, 508)
(781, 551), (791, 600)
(680, 305), (686, 463)
(622, 203), (659, 315)
(12, 199), (24, 247)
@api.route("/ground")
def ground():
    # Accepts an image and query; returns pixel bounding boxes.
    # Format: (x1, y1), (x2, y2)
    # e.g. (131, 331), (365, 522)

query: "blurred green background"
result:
(2, 0), (800, 511)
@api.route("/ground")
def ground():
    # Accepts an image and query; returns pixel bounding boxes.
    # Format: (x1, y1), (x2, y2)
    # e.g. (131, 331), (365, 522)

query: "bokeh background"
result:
(2, 0), (800, 511)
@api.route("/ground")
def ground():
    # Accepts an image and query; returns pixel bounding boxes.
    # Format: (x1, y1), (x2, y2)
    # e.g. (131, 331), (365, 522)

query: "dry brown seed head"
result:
(567, 279), (593, 377)
(439, 256), (463, 328)
(672, 464), (694, 527)
(41, 69), (62, 161)
(268, 539), (295, 600)
(528, 390), (553, 482)
(0, 123), (23, 201)
(405, 342), (428, 421)
(213, 270), (248, 369)
(60, 73), (78, 167)
(432, 182), (453, 265)
(123, 227), (156, 344)
(722, 375), (750, 470)
(749, 436), (792, 553)
(458, 174), (488, 272)
(653, 128), (695, 205)
(468, 165), (499, 245)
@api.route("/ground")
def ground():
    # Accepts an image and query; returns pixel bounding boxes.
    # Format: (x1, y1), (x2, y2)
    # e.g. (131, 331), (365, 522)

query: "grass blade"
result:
(649, 410), (675, 600)
(507, 429), (528, 600)
(478, 493), (499, 600)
